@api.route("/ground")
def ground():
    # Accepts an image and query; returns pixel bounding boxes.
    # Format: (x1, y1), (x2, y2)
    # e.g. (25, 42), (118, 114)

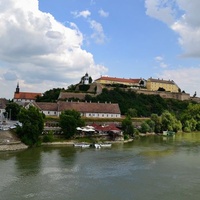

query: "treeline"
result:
(84, 88), (190, 116)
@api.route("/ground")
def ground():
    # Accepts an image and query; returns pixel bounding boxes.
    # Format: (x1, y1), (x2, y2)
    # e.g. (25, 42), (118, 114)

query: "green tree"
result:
(196, 121), (200, 131)
(161, 110), (182, 132)
(183, 118), (197, 132)
(5, 102), (21, 120)
(121, 116), (134, 136)
(16, 106), (44, 146)
(140, 122), (151, 133)
(150, 114), (162, 133)
(145, 119), (155, 133)
(59, 110), (85, 139)
(126, 108), (138, 117)
(36, 88), (64, 102)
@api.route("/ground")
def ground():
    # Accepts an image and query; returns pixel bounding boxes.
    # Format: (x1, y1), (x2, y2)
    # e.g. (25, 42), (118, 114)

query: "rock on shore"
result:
(0, 142), (28, 151)
(0, 130), (28, 151)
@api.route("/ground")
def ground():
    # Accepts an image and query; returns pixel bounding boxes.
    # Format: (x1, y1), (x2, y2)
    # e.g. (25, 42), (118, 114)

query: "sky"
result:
(1, 0), (200, 99)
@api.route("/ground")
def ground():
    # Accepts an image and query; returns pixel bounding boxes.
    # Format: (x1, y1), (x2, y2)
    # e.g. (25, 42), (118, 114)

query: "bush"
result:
(43, 132), (54, 143)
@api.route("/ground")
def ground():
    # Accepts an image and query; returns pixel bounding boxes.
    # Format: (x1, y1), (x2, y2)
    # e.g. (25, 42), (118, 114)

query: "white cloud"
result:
(89, 20), (106, 44)
(155, 56), (164, 62)
(158, 67), (200, 96)
(145, 0), (200, 58)
(0, 0), (107, 99)
(154, 56), (168, 68)
(72, 10), (91, 18)
(145, 0), (176, 25)
(146, 0), (200, 97)
(98, 9), (109, 18)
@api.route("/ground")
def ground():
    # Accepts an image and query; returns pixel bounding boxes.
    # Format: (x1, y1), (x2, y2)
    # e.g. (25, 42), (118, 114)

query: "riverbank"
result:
(0, 142), (28, 151)
(0, 130), (28, 151)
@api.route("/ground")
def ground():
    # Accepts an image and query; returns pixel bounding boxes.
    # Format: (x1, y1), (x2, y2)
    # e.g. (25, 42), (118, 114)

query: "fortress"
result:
(59, 74), (194, 102)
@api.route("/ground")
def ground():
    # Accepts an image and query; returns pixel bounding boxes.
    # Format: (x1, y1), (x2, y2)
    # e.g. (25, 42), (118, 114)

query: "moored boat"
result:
(94, 143), (112, 148)
(73, 143), (90, 148)
(163, 131), (175, 136)
(100, 143), (112, 147)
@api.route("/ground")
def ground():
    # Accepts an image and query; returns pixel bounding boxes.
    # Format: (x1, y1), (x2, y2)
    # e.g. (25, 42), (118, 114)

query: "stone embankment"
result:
(0, 130), (28, 151)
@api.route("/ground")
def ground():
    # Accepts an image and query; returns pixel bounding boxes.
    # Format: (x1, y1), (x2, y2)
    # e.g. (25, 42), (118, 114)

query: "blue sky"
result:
(0, 0), (200, 99)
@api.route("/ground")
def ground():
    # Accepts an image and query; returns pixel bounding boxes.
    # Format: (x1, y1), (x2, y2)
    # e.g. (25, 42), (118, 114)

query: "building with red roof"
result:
(13, 83), (42, 104)
(95, 76), (146, 88)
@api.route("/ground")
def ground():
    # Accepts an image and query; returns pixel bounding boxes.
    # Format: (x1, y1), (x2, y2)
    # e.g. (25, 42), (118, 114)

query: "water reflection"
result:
(15, 147), (42, 176)
(0, 133), (200, 200)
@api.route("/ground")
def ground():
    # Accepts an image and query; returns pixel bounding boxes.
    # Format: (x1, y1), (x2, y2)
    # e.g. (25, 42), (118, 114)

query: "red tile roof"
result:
(33, 101), (121, 115)
(95, 76), (141, 84)
(57, 101), (121, 114)
(33, 102), (58, 111)
(90, 123), (121, 132)
(14, 92), (42, 100)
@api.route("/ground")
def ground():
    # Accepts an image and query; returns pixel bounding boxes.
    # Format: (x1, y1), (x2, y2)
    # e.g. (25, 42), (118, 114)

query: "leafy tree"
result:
(161, 111), (174, 131)
(5, 102), (21, 120)
(145, 119), (155, 133)
(140, 122), (151, 133)
(196, 121), (200, 131)
(150, 114), (162, 133)
(180, 103), (200, 131)
(121, 116), (134, 136)
(183, 118), (197, 132)
(16, 106), (44, 146)
(67, 84), (77, 92)
(59, 110), (85, 139)
(161, 110), (182, 132)
(36, 88), (64, 102)
(126, 108), (138, 117)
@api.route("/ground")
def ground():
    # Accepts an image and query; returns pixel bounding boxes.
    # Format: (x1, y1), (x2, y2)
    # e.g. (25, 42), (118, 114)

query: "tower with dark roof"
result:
(15, 82), (20, 94)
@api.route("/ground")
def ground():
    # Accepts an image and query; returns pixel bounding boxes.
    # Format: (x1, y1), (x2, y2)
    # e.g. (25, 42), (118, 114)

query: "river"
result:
(0, 132), (200, 200)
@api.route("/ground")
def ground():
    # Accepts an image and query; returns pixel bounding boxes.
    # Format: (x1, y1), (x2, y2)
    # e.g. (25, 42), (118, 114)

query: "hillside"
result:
(84, 88), (191, 117)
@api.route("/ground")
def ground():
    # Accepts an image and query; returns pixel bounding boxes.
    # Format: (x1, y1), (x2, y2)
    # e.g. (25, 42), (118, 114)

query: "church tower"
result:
(83, 73), (89, 85)
(15, 82), (20, 93)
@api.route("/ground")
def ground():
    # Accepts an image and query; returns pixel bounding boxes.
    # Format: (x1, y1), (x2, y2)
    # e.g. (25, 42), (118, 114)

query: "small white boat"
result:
(100, 143), (112, 147)
(73, 143), (90, 148)
(81, 144), (90, 148)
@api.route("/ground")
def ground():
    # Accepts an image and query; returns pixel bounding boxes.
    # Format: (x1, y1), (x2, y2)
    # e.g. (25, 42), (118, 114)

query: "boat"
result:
(94, 144), (101, 149)
(100, 143), (112, 147)
(81, 144), (90, 148)
(93, 143), (112, 148)
(163, 130), (175, 136)
(73, 143), (90, 148)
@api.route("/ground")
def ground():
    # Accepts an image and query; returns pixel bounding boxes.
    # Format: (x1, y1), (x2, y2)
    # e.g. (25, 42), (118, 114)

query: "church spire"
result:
(15, 82), (20, 93)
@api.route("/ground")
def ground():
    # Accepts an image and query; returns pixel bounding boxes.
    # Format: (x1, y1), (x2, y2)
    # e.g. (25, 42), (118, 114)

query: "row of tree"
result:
(122, 104), (200, 137)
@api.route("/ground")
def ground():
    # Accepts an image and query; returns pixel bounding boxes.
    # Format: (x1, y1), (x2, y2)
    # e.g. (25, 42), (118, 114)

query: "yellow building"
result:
(146, 78), (179, 92)
(95, 76), (145, 87)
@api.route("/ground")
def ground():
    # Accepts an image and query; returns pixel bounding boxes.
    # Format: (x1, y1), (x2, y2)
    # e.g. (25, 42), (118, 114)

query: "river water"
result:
(0, 133), (200, 200)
